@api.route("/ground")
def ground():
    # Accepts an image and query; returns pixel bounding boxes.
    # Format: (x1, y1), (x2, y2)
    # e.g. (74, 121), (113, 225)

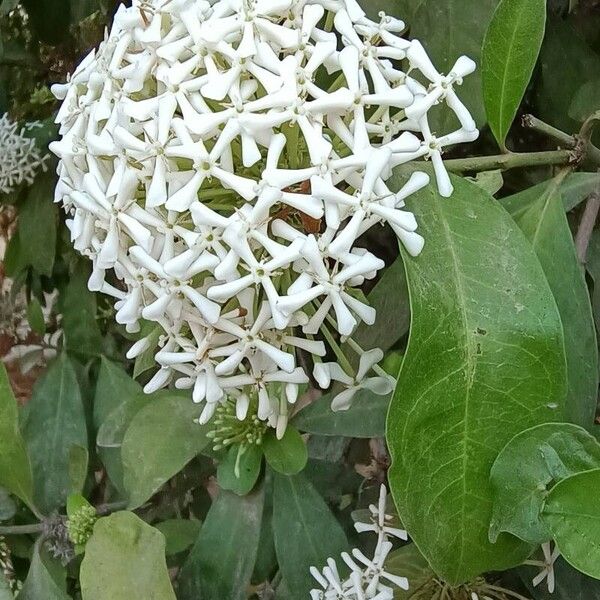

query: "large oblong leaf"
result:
(80, 511), (175, 600)
(272, 472), (348, 599)
(482, 0), (546, 147)
(542, 468), (600, 579)
(387, 176), (567, 584)
(510, 176), (598, 428)
(178, 488), (264, 600)
(22, 354), (87, 514)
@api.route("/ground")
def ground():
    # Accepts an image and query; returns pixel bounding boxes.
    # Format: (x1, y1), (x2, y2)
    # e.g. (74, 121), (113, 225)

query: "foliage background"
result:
(1, 0), (600, 598)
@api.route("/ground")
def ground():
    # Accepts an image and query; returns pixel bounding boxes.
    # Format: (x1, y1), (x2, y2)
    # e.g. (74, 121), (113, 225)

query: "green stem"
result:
(0, 523), (44, 535)
(443, 149), (573, 173)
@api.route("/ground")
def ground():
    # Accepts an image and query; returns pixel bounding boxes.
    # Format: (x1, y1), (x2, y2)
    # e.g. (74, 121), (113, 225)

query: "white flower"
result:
(50, 0), (477, 435)
(0, 115), (49, 194)
(528, 541), (560, 594)
(310, 485), (408, 599)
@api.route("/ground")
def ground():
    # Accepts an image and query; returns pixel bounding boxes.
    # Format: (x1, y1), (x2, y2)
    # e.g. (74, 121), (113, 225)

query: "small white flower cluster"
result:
(310, 485), (408, 599)
(50, 0), (477, 434)
(0, 115), (48, 194)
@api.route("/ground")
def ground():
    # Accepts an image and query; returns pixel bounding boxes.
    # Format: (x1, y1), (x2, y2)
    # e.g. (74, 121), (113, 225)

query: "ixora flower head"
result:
(50, 0), (477, 435)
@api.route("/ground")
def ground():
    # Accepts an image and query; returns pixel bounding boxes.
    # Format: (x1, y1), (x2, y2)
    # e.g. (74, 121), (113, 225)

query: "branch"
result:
(575, 179), (600, 264)
(0, 523), (44, 535)
(444, 149), (574, 174)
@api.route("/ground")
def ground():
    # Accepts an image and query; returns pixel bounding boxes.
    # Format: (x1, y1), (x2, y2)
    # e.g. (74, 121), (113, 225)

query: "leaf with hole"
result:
(387, 175), (567, 584)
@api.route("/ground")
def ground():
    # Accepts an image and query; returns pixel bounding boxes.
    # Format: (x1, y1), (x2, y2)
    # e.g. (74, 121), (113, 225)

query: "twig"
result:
(444, 149), (574, 173)
(0, 523), (44, 535)
(522, 114), (576, 147)
(575, 178), (600, 264)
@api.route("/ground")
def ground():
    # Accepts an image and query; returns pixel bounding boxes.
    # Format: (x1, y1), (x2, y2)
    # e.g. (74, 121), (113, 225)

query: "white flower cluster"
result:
(310, 485), (408, 599)
(0, 115), (48, 194)
(50, 0), (477, 434)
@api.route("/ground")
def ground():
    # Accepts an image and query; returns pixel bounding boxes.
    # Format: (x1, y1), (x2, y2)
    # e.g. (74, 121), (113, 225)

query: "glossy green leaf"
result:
(121, 393), (210, 509)
(22, 354), (87, 514)
(542, 468), (600, 578)
(293, 389), (389, 438)
(482, 0), (546, 147)
(80, 511), (175, 600)
(19, 543), (70, 600)
(511, 176), (598, 428)
(387, 176), (567, 584)
(179, 488), (264, 600)
(272, 472), (348, 599)
(397, 0), (499, 131)
(154, 519), (201, 556)
(18, 174), (57, 276)
(502, 172), (600, 216)
(217, 444), (263, 496)
(0, 364), (34, 510)
(490, 423), (600, 545)
(263, 427), (307, 475)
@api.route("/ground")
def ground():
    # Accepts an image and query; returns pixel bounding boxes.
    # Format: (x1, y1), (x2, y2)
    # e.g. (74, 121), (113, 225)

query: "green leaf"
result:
(293, 389), (388, 438)
(542, 468), (600, 578)
(272, 471), (348, 599)
(387, 176), (567, 584)
(26, 297), (46, 336)
(18, 174), (57, 276)
(0, 487), (17, 521)
(511, 176), (598, 428)
(19, 543), (70, 600)
(68, 444), (89, 496)
(482, 0), (546, 147)
(502, 172), (600, 215)
(179, 488), (264, 600)
(80, 511), (176, 600)
(350, 255), (410, 356)
(386, 544), (435, 599)
(263, 427), (307, 475)
(398, 0), (499, 131)
(94, 359), (142, 495)
(154, 519), (201, 556)
(133, 324), (162, 379)
(489, 423), (600, 545)
(60, 269), (104, 359)
(467, 170), (504, 196)
(520, 555), (600, 599)
(121, 392), (210, 509)
(94, 358), (142, 430)
(217, 444), (263, 496)
(22, 354), (88, 514)
(0, 574), (12, 600)
(569, 78), (600, 122)
(0, 363), (34, 510)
